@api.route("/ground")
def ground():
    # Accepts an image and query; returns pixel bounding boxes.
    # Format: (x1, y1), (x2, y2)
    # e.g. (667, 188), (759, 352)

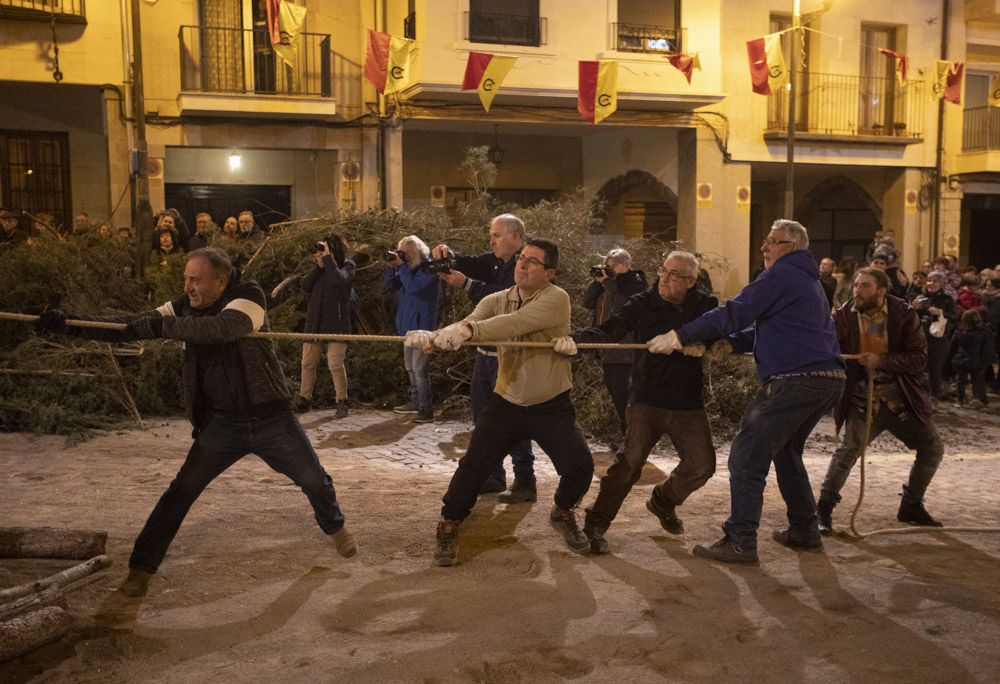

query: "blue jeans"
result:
(724, 375), (844, 549)
(129, 411), (345, 573)
(404, 346), (432, 410)
(470, 351), (535, 482)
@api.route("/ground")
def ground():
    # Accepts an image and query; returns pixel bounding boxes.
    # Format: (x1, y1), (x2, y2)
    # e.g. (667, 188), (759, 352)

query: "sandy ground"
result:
(2, 401), (1000, 684)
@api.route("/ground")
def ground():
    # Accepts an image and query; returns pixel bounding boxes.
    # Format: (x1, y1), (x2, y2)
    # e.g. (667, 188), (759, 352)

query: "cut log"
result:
(0, 555), (112, 604)
(0, 586), (66, 622)
(0, 527), (107, 560)
(0, 606), (74, 661)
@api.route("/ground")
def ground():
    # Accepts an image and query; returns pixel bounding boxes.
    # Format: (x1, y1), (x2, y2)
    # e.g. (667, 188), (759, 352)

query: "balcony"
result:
(766, 72), (924, 144)
(177, 25), (334, 119)
(613, 22), (682, 54)
(404, 11), (416, 40)
(963, 106), (1000, 151)
(0, 0), (85, 23)
(464, 11), (547, 47)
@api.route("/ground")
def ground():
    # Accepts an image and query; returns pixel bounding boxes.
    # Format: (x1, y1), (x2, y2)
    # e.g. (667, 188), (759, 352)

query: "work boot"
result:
(118, 569), (152, 598)
(434, 519), (460, 567)
(478, 473), (506, 495)
(393, 401), (419, 414)
(817, 497), (836, 536)
(292, 394), (312, 413)
(692, 534), (759, 566)
(414, 408), (434, 424)
(335, 400), (349, 419)
(646, 496), (684, 534)
(897, 488), (943, 527)
(330, 527), (358, 558)
(549, 506), (589, 553)
(584, 523), (610, 555)
(772, 528), (823, 552)
(497, 477), (537, 504)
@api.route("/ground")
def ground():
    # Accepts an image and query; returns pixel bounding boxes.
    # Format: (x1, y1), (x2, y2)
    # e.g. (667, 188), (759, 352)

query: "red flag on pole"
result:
(365, 29), (391, 93)
(746, 33), (786, 96)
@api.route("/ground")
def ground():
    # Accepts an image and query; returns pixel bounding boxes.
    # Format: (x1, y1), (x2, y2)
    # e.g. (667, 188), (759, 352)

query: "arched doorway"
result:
(595, 170), (677, 241)
(797, 177), (882, 263)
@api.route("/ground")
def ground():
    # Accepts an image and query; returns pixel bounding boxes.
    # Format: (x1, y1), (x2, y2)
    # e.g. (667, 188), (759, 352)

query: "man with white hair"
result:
(651, 219), (845, 565)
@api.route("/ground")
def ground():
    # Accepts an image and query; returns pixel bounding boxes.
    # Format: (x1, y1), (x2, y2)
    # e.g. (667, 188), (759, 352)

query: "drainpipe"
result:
(130, 0), (154, 276)
(932, 0), (951, 258)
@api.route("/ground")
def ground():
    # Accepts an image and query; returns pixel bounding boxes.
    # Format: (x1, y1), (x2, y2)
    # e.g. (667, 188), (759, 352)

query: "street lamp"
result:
(229, 150), (242, 171)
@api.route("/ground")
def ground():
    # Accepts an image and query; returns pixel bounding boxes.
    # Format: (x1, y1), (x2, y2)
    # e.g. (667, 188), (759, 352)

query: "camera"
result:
(591, 265), (612, 278)
(310, 241), (328, 254)
(422, 257), (456, 274)
(383, 249), (407, 263)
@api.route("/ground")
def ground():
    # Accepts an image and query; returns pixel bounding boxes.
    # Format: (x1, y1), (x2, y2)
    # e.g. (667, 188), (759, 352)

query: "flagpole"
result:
(784, 0), (801, 218)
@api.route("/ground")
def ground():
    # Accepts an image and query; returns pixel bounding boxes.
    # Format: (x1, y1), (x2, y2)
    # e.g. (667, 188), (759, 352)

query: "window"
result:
(615, 0), (681, 53)
(467, 0), (545, 47)
(859, 25), (897, 134)
(0, 131), (72, 231)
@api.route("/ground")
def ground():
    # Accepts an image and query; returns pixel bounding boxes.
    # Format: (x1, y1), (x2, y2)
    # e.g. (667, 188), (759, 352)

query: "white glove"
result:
(648, 330), (682, 355)
(704, 339), (733, 362)
(404, 330), (435, 353)
(552, 336), (578, 356)
(681, 342), (706, 358)
(432, 322), (473, 351)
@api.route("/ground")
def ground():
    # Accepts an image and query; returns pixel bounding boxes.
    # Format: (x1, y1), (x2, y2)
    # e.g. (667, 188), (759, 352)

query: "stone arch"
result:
(595, 170), (678, 240)
(795, 176), (883, 263)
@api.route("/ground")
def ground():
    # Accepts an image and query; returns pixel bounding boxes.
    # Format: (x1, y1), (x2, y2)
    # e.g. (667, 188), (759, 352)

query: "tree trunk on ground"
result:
(0, 555), (112, 603)
(0, 586), (66, 622)
(0, 527), (107, 560)
(0, 606), (74, 661)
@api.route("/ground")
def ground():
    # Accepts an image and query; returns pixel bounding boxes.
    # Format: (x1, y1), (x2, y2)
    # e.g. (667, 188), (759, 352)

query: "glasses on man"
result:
(762, 238), (795, 247)
(516, 253), (548, 268)
(656, 267), (694, 281)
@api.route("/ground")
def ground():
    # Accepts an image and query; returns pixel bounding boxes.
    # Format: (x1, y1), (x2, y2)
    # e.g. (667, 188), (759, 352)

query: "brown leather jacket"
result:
(833, 295), (932, 429)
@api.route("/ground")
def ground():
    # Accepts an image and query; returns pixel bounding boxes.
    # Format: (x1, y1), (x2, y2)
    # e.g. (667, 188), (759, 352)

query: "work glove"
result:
(704, 339), (733, 363)
(125, 313), (164, 339)
(681, 342), (706, 358)
(35, 310), (72, 335)
(432, 322), (473, 351)
(404, 330), (435, 354)
(648, 330), (682, 355)
(552, 336), (578, 356)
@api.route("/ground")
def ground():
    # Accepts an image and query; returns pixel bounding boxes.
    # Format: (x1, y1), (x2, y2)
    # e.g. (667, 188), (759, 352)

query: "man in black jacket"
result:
(36, 248), (356, 598)
(553, 250), (723, 553)
(432, 214), (536, 501)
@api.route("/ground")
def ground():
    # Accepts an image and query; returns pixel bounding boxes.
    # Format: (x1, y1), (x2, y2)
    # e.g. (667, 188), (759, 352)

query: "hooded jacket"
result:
(582, 268), (647, 364)
(677, 249), (844, 382)
(302, 255), (355, 334)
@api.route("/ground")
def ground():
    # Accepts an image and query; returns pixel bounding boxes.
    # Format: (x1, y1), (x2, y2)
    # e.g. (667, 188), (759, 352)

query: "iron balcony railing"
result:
(464, 11), (547, 47)
(403, 11), (416, 39)
(179, 25), (331, 97)
(613, 22), (682, 54)
(768, 72), (924, 138)
(963, 106), (1000, 151)
(0, 0), (85, 22)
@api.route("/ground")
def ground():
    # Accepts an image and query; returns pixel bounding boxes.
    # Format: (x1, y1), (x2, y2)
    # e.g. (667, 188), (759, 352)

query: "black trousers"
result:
(441, 391), (594, 522)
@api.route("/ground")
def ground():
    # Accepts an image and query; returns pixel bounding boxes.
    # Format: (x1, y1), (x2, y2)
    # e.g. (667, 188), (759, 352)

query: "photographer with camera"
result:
(582, 248), (647, 442)
(431, 213), (536, 501)
(384, 235), (440, 423)
(292, 233), (355, 418)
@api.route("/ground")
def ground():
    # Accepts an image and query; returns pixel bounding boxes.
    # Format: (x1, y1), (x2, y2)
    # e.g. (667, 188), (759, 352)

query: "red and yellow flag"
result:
(988, 73), (1000, 108)
(747, 33), (787, 96)
(666, 53), (701, 84)
(364, 29), (413, 95)
(462, 52), (517, 112)
(578, 60), (618, 124)
(935, 60), (964, 104)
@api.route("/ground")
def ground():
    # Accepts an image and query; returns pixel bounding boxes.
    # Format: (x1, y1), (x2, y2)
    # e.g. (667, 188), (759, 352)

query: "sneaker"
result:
(497, 478), (537, 504)
(330, 527), (358, 558)
(772, 528), (823, 552)
(692, 535), (759, 566)
(335, 401), (349, 419)
(897, 498), (943, 527)
(393, 401), (419, 414)
(584, 525), (610, 555)
(292, 395), (312, 413)
(646, 497), (684, 534)
(817, 498), (835, 536)
(414, 408), (434, 423)
(478, 473), (507, 495)
(549, 506), (589, 553)
(119, 569), (152, 598)
(435, 519), (460, 567)
(969, 399), (985, 410)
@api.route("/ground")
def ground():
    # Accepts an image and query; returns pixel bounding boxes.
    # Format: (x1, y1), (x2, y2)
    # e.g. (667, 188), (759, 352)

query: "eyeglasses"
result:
(656, 267), (694, 281)
(762, 238), (795, 247)
(516, 253), (548, 268)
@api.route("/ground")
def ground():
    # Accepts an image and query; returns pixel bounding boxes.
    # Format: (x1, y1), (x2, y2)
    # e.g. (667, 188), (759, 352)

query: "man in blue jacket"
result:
(649, 220), (845, 565)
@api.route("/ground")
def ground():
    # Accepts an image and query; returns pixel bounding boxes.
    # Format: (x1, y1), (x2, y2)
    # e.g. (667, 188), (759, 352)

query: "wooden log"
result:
(0, 527), (106, 560)
(0, 586), (66, 622)
(0, 555), (112, 604)
(0, 606), (75, 662)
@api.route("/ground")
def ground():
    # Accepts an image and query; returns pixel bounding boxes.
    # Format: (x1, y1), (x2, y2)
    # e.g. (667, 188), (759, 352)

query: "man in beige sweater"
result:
(406, 238), (594, 566)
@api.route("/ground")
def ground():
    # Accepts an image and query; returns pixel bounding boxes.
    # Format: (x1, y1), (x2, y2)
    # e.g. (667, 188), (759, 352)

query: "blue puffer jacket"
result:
(383, 260), (440, 334)
(678, 249), (844, 382)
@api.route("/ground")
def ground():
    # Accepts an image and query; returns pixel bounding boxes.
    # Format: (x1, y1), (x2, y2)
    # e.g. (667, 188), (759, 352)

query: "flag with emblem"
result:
(989, 73), (1000, 107)
(578, 60), (618, 124)
(462, 52), (517, 112)
(746, 32), (787, 96)
(934, 60), (964, 104)
(365, 29), (413, 95)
